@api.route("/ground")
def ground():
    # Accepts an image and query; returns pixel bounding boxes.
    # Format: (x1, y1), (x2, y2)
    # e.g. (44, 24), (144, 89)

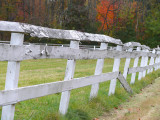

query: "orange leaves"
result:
(96, 0), (118, 31)
(96, 0), (139, 33)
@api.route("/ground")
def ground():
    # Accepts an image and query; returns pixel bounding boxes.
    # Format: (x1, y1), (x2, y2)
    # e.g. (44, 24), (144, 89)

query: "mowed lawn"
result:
(0, 58), (159, 120)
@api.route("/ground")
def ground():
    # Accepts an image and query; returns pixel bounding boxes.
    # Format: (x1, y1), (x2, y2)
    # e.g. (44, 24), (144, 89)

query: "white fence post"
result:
(108, 45), (122, 96)
(138, 49), (145, 80)
(154, 51), (159, 70)
(94, 46), (96, 50)
(59, 41), (79, 115)
(147, 49), (155, 74)
(158, 51), (160, 69)
(143, 49), (149, 77)
(90, 43), (108, 99)
(1, 33), (24, 120)
(123, 48), (133, 79)
(130, 47), (141, 84)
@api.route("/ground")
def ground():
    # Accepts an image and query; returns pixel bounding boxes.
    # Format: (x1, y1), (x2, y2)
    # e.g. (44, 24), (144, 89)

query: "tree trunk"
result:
(39, 0), (41, 22)
(32, 0), (35, 24)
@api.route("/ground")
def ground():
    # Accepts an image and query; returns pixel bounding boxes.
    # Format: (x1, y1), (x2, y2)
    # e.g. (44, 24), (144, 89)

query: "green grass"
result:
(0, 58), (160, 120)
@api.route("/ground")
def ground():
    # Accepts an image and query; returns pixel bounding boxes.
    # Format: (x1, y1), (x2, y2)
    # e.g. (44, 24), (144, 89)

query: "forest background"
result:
(0, 0), (159, 48)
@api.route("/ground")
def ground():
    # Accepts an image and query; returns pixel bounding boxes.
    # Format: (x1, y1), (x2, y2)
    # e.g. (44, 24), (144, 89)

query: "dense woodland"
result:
(0, 0), (159, 48)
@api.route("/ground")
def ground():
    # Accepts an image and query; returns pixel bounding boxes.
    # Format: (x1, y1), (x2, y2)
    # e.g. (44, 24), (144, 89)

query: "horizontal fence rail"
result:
(0, 21), (122, 44)
(0, 72), (119, 106)
(0, 44), (158, 61)
(128, 62), (160, 74)
(0, 21), (160, 120)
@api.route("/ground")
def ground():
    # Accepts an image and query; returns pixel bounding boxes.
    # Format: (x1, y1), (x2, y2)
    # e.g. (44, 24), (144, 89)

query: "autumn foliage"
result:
(0, 0), (159, 47)
(96, 0), (119, 31)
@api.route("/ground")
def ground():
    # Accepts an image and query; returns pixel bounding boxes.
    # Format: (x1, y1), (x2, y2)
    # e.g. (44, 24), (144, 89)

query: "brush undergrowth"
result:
(0, 59), (159, 120)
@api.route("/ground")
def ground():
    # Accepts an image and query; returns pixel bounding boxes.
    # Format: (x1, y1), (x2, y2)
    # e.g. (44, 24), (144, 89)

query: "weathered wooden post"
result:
(143, 49), (149, 77)
(1, 33), (24, 120)
(154, 51), (157, 71)
(130, 47), (141, 84)
(151, 50), (156, 73)
(123, 47), (133, 79)
(94, 45), (96, 50)
(108, 45), (122, 96)
(155, 52), (158, 70)
(138, 48), (145, 80)
(154, 50), (159, 70)
(158, 50), (160, 69)
(90, 43), (108, 99)
(147, 49), (155, 74)
(156, 47), (160, 69)
(59, 41), (79, 115)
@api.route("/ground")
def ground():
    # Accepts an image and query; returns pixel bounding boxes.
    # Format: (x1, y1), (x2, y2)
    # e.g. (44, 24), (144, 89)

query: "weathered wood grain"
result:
(124, 42), (141, 47)
(109, 45), (122, 96)
(155, 48), (160, 51)
(143, 49), (149, 77)
(141, 45), (150, 50)
(0, 20), (156, 118)
(154, 51), (159, 70)
(0, 21), (122, 44)
(138, 49), (146, 80)
(123, 48), (133, 79)
(123, 42), (141, 50)
(90, 43), (108, 99)
(117, 73), (133, 94)
(0, 72), (119, 106)
(130, 47), (141, 84)
(128, 62), (160, 74)
(157, 51), (160, 70)
(147, 49), (156, 73)
(0, 44), (158, 61)
(59, 41), (79, 115)
(1, 33), (24, 120)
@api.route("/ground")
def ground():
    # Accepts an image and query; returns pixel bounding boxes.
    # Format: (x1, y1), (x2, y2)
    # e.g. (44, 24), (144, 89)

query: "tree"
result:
(96, 0), (124, 36)
(62, 0), (91, 32)
(144, 0), (160, 47)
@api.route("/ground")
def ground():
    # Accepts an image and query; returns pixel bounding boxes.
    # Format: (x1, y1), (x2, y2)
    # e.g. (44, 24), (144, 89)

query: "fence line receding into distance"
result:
(0, 21), (160, 120)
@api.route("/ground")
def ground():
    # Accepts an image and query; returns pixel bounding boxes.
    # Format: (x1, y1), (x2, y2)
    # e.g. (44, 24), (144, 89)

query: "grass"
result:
(0, 58), (160, 120)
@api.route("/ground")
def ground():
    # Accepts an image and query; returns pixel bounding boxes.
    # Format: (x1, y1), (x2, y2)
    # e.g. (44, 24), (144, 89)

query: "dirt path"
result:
(99, 77), (160, 120)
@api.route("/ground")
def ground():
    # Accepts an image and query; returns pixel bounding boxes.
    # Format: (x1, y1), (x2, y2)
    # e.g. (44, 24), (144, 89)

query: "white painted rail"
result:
(0, 72), (119, 106)
(0, 44), (157, 61)
(128, 62), (160, 74)
(0, 21), (122, 44)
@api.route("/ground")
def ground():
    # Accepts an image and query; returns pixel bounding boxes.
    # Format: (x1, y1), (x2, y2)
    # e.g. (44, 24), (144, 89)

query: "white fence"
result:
(0, 21), (160, 120)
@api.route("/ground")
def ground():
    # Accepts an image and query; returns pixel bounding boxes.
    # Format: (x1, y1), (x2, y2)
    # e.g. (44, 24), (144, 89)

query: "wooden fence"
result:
(0, 21), (160, 120)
